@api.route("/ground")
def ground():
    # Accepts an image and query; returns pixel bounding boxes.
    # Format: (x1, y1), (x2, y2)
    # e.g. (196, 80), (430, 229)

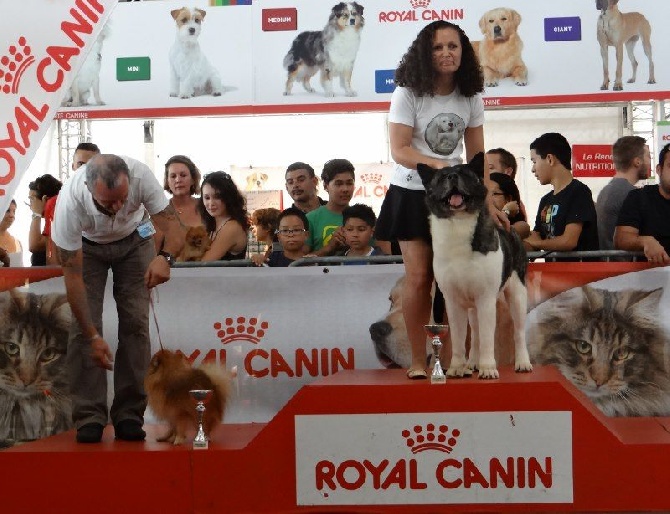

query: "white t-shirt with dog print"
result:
(388, 86), (485, 191)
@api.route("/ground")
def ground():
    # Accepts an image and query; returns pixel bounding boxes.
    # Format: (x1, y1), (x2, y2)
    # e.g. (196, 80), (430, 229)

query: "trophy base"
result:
(430, 374), (447, 384)
(192, 440), (209, 450)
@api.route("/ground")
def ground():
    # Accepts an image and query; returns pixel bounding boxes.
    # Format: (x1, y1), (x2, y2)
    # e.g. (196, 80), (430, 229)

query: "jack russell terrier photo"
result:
(169, 7), (222, 99)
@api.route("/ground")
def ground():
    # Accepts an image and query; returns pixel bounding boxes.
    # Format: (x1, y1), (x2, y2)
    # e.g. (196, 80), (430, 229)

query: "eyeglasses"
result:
(275, 228), (307, 236)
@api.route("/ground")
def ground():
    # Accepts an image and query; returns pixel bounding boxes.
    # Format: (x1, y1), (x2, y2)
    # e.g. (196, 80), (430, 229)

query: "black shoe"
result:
(76, 423), (104, 443)
(114, 419), (146, 441)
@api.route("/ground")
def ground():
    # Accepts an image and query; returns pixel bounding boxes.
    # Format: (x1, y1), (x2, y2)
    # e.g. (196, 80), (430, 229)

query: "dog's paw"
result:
(515, 360), (533, 373)
(613, 82), (623, 91)
(446, 362), (471, 378)
(514, 80), (527, 86)
(648, 78), (656, 84)
(212, 92), (222, 97)
(169, 92), (178, 97)
(172, 434), (186, 445)
(283, 91), (292, 96)
(324, 91), (336, 98)
(478, 366), (499, 379)
(345, 90), (358, 97)
(485, 81), (499, 87)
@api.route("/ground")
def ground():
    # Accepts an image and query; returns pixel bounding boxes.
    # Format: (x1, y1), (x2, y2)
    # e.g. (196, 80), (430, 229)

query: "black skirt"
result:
(375, 185), (430, 243)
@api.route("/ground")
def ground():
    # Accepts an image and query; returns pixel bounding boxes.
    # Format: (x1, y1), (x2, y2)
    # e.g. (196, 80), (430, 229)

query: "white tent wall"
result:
(12, 106), (626, 265)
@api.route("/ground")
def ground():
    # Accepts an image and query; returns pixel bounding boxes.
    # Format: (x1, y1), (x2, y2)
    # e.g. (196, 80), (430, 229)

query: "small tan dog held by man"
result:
(52, 154), (184, 444)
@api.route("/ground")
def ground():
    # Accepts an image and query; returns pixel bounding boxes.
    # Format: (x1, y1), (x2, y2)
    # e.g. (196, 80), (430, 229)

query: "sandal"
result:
(406, 368), (428, 380)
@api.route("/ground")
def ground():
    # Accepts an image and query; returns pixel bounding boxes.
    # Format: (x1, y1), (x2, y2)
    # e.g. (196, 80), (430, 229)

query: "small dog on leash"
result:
(169, 7), (222, 98)
(417, 153), (532, 379)
(145, 349), (231, 445)
(62, 23), (111, 107)
(177, 225), (211, 262)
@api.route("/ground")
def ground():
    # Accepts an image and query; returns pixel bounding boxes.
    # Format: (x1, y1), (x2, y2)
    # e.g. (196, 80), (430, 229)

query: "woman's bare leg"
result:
(399, 239), (433, 375)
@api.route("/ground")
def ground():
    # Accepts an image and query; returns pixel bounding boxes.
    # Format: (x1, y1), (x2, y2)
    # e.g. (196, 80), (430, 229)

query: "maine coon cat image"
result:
(0, 289), (73, 444)
(527, 285), (670, 417)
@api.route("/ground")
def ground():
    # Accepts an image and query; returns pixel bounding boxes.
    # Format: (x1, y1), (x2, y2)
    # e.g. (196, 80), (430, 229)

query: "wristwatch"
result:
(157, 250), (174, 266)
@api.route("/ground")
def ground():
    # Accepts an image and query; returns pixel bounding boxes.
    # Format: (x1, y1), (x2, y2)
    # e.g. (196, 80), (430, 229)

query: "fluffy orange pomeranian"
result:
(144, 349), (231, 445)
(177, 225), (211, 262)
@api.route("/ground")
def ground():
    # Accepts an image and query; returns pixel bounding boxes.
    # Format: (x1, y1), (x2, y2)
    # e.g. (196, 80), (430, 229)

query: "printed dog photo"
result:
(169, 7), (223, 98)
(369, 277), (519, 371)
(245, 171), (269, 191)
(473, 7), (527, 87)
(61, 22), (111, 107)
(283, 2), (364, 97)
(177, 225), (211, 262)
(596, 0), (655, 91)
(417, 153), (532, 379)
(145, 349), (231, 445)
(424, 113), (465, 156)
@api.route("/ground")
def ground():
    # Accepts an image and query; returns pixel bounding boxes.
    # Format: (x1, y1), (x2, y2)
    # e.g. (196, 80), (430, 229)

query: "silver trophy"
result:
(424, 324), (448, 384)
(189, 389), (213, 449)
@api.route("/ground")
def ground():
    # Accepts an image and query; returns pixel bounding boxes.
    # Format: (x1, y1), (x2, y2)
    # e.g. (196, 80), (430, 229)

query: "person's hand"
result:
(642, 237), (670, 265)
(523, 233), (543, 251)
(144, 255), (171, 288)
(251, 254), (267, 267)
(487, 196), (510, 231)
(0, 247), (9, 267)
(91, 336), (114, 370)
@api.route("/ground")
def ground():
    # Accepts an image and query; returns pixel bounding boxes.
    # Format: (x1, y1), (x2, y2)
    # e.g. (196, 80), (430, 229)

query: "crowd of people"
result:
(1, 19), (668, 440)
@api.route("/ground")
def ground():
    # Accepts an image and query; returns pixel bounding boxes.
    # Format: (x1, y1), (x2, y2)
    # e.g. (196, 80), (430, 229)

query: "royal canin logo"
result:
(402, 423), (460, 454)
(360, 172), (383, 184)
(213, 316), (269, 345)
(0, 38), (35, 94)
(378, 2), (464, 23)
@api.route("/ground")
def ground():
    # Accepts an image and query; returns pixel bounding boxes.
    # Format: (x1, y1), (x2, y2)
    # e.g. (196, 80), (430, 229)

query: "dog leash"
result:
(149, 289), (165, 351)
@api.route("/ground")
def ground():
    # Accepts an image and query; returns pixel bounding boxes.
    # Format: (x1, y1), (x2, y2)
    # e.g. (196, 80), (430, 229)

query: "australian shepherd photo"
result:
(283, 2), (365, 97)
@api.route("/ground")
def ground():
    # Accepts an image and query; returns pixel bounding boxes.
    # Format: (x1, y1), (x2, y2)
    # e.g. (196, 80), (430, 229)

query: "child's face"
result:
(276, 215), (308, 251)
(324, 172), (355, 209)
(343, 217), (373, 251)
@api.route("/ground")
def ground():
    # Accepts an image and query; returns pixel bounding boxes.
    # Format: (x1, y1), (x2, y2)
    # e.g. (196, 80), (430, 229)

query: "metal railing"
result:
(169, 251), (646, 268)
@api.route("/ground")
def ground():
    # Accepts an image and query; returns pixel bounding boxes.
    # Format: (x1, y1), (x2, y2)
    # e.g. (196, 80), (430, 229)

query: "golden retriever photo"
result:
(473, 7), (528, 87)
(596, 0), (655, 91)
(245, 171), (269, 191)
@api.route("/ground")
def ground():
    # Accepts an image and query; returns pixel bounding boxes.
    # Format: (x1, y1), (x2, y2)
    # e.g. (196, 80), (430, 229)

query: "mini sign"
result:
(572, 144), (615, 178)
(116, 57), (151, 81)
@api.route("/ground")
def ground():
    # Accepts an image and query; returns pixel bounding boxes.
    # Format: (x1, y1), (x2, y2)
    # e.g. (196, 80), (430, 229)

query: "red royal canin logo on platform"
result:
(379, 1), (464, 23)
(262, 8), (298, 31)
(197, 316), (354, 379)
(295, 412), (574, 505)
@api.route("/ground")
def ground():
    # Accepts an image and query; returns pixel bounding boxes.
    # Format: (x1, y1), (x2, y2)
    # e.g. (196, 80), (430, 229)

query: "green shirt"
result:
(306, 206), (342, 251)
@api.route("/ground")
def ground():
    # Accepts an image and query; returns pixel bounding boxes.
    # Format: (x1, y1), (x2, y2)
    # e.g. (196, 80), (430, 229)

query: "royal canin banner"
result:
(54, 0), (670, 121)
(0, 0), (117, 217)
(295, 412), (573, 505)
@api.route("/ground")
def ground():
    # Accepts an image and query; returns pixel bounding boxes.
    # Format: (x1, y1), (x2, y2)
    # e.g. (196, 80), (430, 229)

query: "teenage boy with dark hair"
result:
(523, 132), (599, 259)
(306, 158), (355, 256)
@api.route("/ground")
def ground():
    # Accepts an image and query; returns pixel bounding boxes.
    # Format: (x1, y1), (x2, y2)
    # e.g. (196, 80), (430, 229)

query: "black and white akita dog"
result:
(417, 153), (532, 379)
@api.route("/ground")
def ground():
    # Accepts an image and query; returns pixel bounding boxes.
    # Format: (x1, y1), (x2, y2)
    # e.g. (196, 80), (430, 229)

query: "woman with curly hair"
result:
(376, 20), (503, 380)
(198, 171), (250, 261)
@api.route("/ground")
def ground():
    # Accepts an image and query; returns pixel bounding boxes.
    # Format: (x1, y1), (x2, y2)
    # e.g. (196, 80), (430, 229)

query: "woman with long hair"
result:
(198, 171), (249, 261)
(375, 20), (505, 379)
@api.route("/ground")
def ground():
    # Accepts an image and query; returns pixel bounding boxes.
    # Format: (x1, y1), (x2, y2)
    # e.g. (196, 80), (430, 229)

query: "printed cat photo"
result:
(527, 285), (670, 417)
(0, 289), (73, 444)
